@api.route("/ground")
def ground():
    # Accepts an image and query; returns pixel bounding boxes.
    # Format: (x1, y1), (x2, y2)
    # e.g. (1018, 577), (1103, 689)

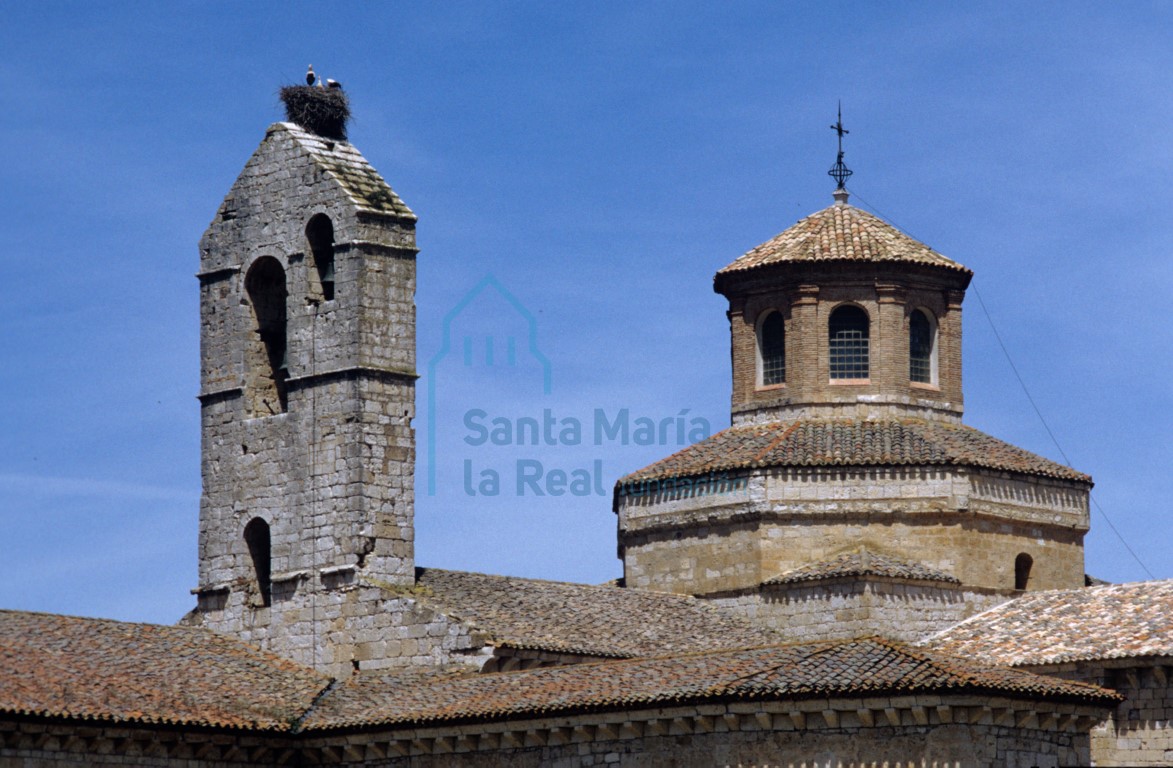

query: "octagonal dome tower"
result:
(715, 188), (971, 425)
(615, 187), (1092, 644)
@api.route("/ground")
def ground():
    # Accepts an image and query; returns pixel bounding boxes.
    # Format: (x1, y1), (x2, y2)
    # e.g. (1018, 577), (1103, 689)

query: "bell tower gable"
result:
(191, 112), (419, 669)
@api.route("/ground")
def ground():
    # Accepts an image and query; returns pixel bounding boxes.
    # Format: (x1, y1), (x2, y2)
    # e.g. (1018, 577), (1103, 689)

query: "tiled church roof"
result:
(276, 122), (416, 219)
(301, 637), (1118, 730)
(924, 580), (1173, 667)
(1, 612), (1115, 733)
(413, 568), (778, 658)
(765, 549), (960, 586)
(617, 418), (1090, 485)
(0, 609), (330, 731)
(717, 202), (970, 278)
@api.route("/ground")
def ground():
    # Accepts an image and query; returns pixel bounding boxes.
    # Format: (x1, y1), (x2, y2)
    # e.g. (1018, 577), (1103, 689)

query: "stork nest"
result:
(279, 85), (350, 140)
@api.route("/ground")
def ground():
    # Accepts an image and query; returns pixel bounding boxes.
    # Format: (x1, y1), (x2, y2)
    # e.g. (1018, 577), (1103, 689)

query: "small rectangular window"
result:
(759, 312), (786, 386)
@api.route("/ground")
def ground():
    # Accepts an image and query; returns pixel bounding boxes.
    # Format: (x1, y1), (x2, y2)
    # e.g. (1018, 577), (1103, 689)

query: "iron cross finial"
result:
(828, 102), (853, 190)
(830, 102), (849, 150)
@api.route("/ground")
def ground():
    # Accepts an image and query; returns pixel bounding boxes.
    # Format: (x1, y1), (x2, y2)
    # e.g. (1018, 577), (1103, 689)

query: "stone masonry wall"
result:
(0, 721), (291, 767)
(297, 697), (1097, 768)
(619, 465), (1087, 596)
(185, 581), (492, 679)
(0, 697), (1102, 767)
(198, 374), (415, 591)
(1030, 659), (1173, 767)
(193, 123), (420, 670)
(333, 727), (1080, 768)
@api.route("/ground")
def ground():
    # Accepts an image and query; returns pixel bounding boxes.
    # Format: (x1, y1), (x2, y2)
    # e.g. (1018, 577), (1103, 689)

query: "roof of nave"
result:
(411, 567), (778, 659)
(0, 602), (1121, 734)
(0, 608), (330, 731)
(301, 636), (1119, 731)
(924, 579), (1173, 667)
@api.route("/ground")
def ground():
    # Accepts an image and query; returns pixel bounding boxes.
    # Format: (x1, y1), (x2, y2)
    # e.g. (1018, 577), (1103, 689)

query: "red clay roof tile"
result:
(301, 637), (1118, 730)
(717, 202), (970, 277)
(0, 609), (329, 731)
(925, 580), (1173, 666)
(413, 568), (778, 658)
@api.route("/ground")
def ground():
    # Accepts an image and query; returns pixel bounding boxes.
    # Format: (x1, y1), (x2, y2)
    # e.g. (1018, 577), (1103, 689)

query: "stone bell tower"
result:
(615, 125), (1092, 643)
(185, 84), (419, 668)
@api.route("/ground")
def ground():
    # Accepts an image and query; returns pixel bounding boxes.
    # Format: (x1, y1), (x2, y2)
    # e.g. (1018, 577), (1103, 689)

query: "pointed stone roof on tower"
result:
(716, 200), (971, 283)
(269, 121), (416, 219)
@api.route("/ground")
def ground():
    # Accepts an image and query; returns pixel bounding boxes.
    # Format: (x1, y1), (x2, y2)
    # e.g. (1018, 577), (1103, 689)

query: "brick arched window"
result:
(244, 517), (272, 606)
(306, 214), (335, 301)
(757, 311), (786, 386)
(245, 257), (289, 415)
(1014, 553), (1033, 591)
(909, 308), (936, 384)
(829, 305), (869, 380)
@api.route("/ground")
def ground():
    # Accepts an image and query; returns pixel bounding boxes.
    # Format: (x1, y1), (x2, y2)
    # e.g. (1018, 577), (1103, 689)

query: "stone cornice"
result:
(0, 695), (1108, 763)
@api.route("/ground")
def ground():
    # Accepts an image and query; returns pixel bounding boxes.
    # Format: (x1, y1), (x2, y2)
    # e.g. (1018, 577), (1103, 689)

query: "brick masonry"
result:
(722, 264), (967, 424)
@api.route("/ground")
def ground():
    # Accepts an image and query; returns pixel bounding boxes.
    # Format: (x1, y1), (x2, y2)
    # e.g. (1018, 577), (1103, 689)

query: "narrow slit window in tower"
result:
(306, 214), (335, 301)
(829, 305), (869, 380)
(244, 517), (272, 607)
(245, 257), (289, 415)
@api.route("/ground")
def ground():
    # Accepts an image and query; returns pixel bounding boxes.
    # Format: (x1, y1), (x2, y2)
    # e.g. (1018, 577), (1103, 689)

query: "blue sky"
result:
(0, 2), (1169, 624)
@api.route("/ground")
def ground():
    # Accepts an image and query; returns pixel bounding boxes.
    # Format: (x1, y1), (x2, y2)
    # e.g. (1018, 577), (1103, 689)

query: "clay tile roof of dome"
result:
(717, 202), (971, 277)
(616, 418), (1091, 487)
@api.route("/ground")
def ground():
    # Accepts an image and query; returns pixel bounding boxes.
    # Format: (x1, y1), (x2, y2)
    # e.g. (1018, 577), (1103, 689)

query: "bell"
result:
(320, 259), (336, 301)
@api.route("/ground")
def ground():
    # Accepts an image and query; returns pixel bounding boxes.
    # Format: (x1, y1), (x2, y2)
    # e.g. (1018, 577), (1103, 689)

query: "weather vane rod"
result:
(828, 102), (853, 191)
